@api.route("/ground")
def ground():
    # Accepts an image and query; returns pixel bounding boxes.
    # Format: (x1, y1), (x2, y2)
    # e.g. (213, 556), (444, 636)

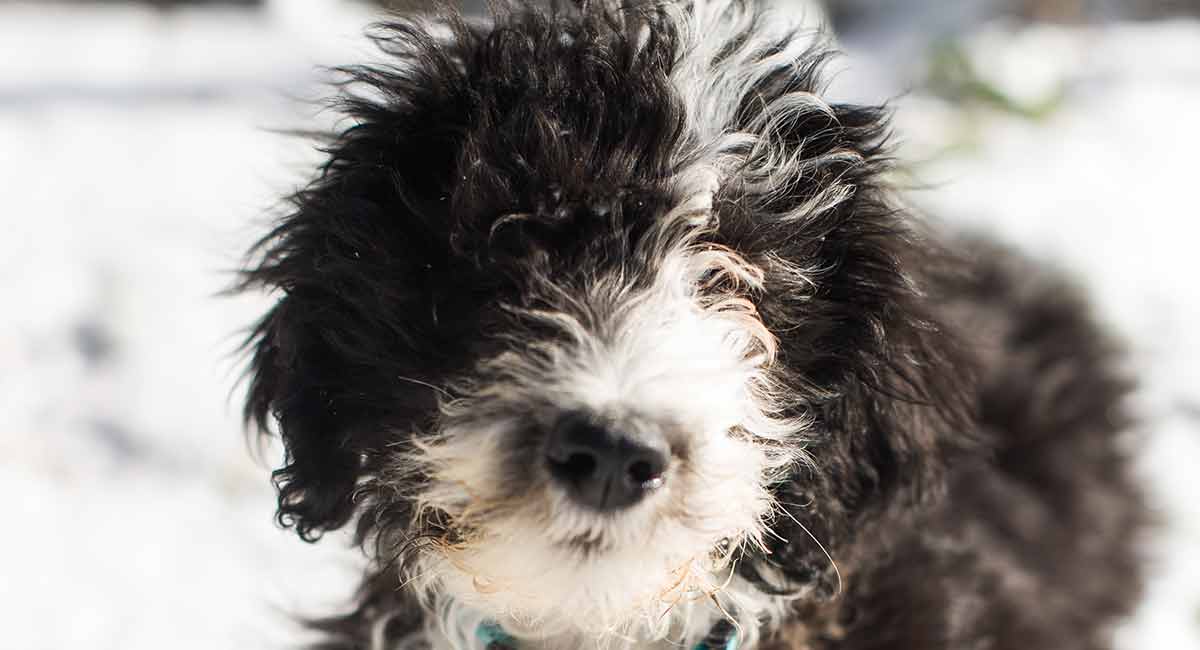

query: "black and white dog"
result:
(238, 2), (1144, 648)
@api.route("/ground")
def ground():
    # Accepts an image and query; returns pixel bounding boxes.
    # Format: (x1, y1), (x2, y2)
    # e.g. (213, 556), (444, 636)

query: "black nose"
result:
(544, 413), (669, 512)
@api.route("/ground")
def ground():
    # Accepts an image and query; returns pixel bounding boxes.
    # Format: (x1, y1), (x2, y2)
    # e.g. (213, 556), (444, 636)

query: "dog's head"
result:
(240, 1), (973, 645)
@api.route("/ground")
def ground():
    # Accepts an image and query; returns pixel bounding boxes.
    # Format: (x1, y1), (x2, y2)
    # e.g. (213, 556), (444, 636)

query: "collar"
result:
(476, 620), (739, 650)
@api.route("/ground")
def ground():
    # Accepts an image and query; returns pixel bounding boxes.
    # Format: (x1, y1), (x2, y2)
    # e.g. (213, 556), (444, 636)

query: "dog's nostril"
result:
(544, 412), (670, 512)
(627, 458), (665, 489)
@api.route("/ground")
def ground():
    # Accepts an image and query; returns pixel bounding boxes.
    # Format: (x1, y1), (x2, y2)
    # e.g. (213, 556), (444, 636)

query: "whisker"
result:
(776, 504), (843, 597)
(394, 374), (453, 399)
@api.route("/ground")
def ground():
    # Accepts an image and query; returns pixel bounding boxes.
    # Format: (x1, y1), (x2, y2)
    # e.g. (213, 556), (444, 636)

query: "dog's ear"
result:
(237, 20), (480, 542)
(706, 43), (984, 595)
(735, 208), (982, 598)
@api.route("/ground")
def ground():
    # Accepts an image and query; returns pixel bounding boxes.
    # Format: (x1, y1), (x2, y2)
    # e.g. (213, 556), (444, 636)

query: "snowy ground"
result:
(1, 2), (1197, 648)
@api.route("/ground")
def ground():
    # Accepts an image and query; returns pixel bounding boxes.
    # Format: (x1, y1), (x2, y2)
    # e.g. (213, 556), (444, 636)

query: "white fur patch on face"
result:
(391, 223), (807, 648)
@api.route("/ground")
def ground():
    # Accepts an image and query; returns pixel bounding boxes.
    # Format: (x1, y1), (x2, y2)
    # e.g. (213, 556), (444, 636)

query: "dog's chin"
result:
(416, 543), (733, 641)
(409, 505), (758, 641)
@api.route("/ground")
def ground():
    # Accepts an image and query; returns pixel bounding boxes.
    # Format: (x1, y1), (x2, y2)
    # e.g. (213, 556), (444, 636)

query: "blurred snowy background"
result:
(1, 0), (1198, 648)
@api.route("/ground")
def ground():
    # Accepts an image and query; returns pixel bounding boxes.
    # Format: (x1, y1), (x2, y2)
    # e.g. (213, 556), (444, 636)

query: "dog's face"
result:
(404, 175), (799, 637)
(241, 2), (969, 645)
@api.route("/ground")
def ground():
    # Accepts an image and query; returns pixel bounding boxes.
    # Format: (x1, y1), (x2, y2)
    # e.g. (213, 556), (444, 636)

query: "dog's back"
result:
(943, 241), (1143, 649)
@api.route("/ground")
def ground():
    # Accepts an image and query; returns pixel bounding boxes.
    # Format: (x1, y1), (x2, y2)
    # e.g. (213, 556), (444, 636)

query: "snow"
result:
(1, 2), (1197, 648)
(0, 3), (370, 648)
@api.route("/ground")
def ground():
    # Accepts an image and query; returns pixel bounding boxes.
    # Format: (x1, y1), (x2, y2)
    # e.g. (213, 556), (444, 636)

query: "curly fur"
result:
(237, 2), (1144, 649)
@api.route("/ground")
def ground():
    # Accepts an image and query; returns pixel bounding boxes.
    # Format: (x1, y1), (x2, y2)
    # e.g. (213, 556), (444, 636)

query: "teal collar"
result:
(476, 621), (739, 650)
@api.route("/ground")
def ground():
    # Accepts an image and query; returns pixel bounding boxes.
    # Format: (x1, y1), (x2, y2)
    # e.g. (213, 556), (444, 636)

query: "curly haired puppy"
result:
(238, 1), (1145, 648)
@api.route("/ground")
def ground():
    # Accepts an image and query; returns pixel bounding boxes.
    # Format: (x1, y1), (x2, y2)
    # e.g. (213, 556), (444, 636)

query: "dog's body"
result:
(240, 2), (1144, 649)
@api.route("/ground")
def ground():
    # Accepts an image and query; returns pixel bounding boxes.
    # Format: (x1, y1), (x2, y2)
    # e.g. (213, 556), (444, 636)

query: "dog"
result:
(237, 2), (1145, 648)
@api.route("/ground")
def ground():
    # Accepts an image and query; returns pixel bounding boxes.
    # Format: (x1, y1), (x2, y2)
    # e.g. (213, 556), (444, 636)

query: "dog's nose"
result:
(544, 413), (669, 512)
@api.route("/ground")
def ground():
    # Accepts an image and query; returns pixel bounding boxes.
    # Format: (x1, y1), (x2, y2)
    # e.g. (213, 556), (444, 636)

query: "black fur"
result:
(238, 2), (1144, 648)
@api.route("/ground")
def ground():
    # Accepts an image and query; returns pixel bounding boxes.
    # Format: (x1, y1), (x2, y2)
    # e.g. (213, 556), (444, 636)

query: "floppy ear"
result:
(239, 158), (456, 543)
(727, 131), (982, 597)
(238, 19), (481, 542)
(690, 23), (983, 595)
(730, 202), (981, 599)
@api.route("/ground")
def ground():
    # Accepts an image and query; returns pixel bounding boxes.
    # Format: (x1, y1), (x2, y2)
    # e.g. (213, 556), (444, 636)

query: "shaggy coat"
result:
(239, 2), (1144, 648)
